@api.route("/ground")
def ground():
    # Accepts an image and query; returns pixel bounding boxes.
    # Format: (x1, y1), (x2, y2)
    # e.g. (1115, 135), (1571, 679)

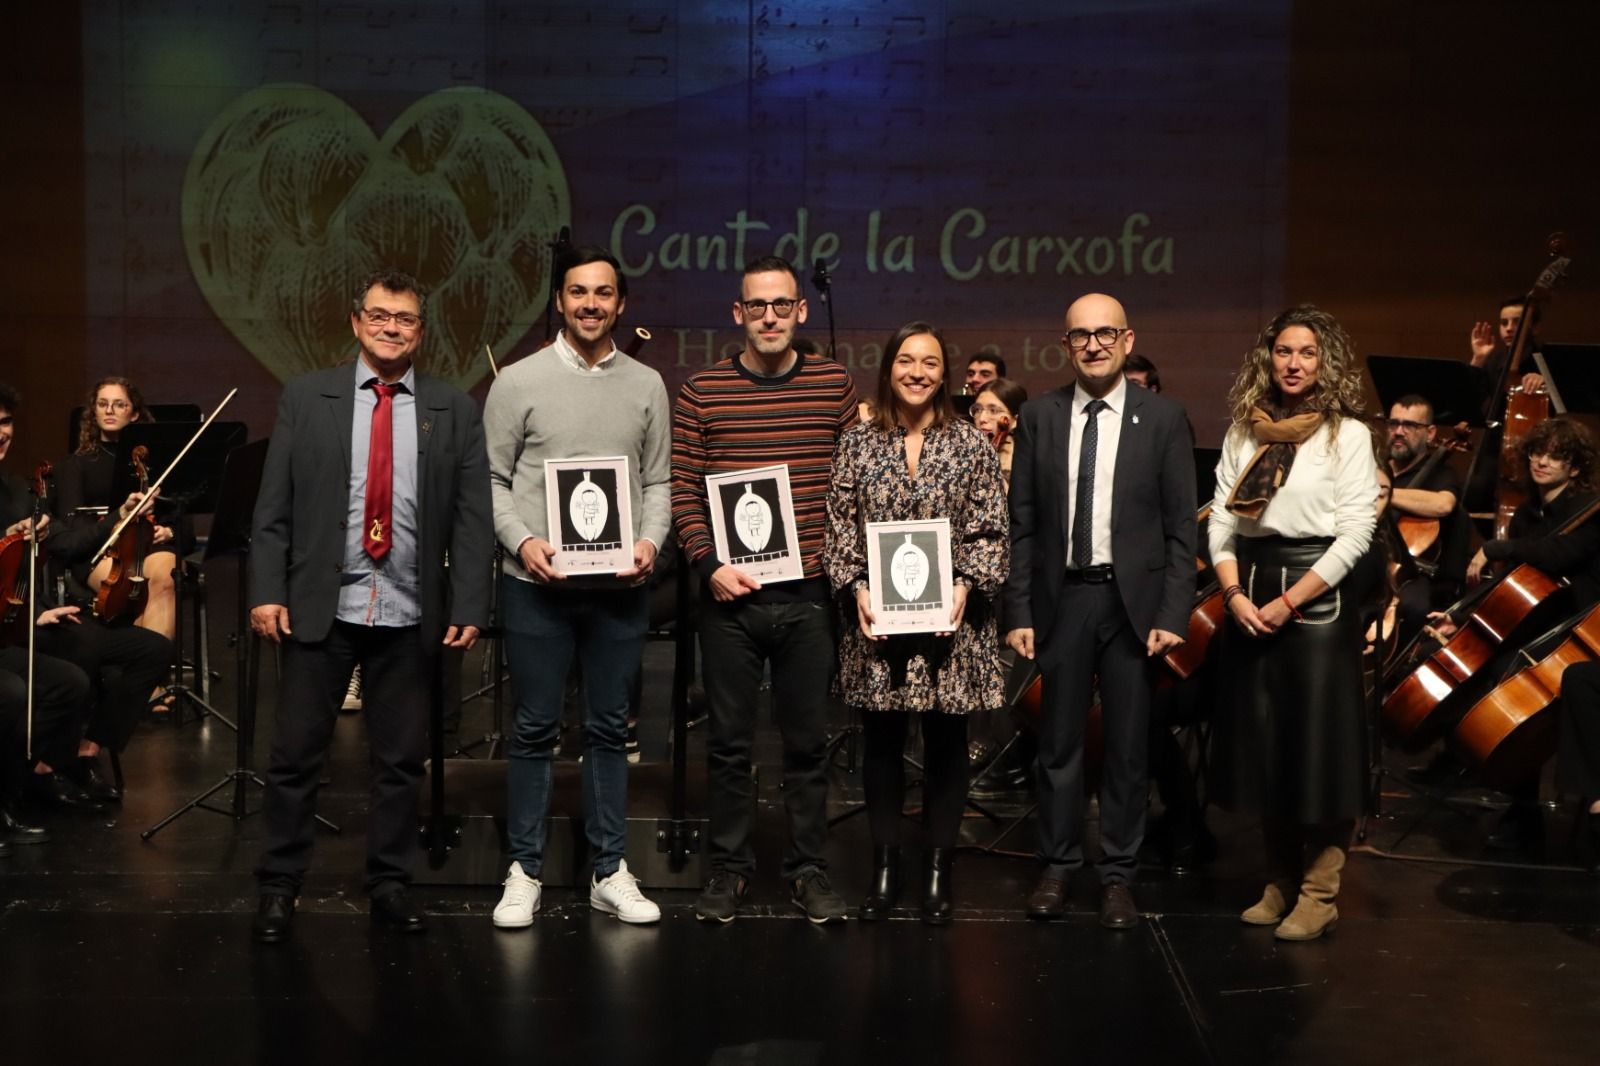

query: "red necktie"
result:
(363, 382), (399, 560)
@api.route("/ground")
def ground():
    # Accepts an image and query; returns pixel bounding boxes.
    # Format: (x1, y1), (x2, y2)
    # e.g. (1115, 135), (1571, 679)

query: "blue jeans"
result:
(501, 576), (648, 879)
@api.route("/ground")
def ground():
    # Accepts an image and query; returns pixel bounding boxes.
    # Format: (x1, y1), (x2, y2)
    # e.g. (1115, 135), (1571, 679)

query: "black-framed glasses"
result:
(740, 298), (798, 318)
(1062, 326), (1129, 350)
(1385, 418), (1429, 432)
(361, 308), (423, 330)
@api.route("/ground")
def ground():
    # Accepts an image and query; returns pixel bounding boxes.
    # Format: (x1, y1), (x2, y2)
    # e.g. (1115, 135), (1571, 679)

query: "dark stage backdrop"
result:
(3, 2), (1597, 468)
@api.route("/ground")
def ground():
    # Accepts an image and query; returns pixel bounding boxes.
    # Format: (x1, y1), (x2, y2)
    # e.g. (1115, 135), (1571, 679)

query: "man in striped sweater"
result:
(672, 256), (858, 923)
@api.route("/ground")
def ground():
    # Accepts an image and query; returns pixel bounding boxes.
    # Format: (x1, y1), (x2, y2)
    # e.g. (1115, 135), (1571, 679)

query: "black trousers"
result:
(862, 710), (969, 849)
(1558, 660), (1600, 797)
(256, 622), (430, 897)
(35, 617), (171, 753)
(0, 647), (91, 786)
(1036, 580), (1151, 884)
(699, 598), (833, 881)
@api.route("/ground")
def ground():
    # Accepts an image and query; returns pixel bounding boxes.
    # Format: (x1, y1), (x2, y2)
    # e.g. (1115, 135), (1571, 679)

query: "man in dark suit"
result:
(1004, 292), (1197, 929)
(248, 269), (492, 943)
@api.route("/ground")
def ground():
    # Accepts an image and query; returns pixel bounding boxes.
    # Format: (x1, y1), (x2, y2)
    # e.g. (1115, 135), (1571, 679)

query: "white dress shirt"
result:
(1065, 376), (1126, 568)
(555, 329), (620, 374)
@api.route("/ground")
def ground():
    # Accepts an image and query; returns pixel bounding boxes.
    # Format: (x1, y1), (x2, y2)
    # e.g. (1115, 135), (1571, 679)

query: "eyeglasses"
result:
(739, 298), (798, 318)
(1062, 327), (1129, 350)
(361, 308), (423, 331)
(95, 400), (132, 413)
(971, 403), (1010, 418)
(1385, 418), (1429, 432)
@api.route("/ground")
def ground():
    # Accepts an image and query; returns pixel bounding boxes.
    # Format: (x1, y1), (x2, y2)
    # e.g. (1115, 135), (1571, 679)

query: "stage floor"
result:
(3, 558), (1599, 1065)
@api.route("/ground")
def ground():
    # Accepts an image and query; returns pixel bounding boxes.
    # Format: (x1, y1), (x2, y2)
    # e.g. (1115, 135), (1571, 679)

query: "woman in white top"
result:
(1208, 305), (1380, 943)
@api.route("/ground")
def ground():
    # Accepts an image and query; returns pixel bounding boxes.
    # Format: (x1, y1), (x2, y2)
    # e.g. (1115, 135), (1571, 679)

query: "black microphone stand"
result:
(811, 261), (837, 360)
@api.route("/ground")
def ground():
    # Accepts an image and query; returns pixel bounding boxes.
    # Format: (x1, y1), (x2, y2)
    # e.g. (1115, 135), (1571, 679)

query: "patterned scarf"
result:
(1224, 404), (1325, 519)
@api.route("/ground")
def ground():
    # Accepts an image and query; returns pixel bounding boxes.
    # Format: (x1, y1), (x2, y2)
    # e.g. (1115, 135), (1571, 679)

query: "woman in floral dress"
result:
(823, 322), (1009, 924)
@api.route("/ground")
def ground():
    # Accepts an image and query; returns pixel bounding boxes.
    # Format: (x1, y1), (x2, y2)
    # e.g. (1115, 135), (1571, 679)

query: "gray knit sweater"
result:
(483, 336), (672, 581)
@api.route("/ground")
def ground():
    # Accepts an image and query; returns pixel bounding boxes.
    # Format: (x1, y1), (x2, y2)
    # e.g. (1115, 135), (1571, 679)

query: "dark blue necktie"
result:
(1072, 398), (1108, 569)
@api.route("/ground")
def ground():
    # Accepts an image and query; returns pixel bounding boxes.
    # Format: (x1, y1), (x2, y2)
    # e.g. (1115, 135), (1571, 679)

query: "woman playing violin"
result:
(1207, 306), (1380, 943)
(54, 377), (179, 640)
(970, 377), (1027, 490)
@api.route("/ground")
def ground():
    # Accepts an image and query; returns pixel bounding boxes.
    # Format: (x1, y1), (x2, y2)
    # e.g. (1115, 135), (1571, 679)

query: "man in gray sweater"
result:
(482, 246), (671, 928)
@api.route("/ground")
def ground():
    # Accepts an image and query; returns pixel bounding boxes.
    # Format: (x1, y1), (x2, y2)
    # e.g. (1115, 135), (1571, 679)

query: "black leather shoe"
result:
(370, 889), (428, 933)
(27, 772), (105, 814)
(1100, 882), (1140, 930)
(2, 804), (51, 845)
(67, 756), (122, 804)
(1026, 874), (1068, 920)
(252, 894), (295, 944)
(859, 846), (901, 921)
(922, 848), (954, 926)
(0, 835), (9, 856)
(1486, 803), (1544, 854)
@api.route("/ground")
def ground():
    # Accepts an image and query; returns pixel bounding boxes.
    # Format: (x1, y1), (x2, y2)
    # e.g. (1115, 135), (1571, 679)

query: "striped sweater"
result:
(672, 353), (859, 598)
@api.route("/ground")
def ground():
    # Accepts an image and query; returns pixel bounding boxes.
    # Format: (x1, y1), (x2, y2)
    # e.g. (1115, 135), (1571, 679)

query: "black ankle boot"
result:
(922, 848), (954, 925)
(859, 846), (900, 921)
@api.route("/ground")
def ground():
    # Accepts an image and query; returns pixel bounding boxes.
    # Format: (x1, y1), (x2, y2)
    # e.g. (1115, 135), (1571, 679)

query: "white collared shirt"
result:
(555, 329), (620, 374)
(1065, 376), (1127, 567)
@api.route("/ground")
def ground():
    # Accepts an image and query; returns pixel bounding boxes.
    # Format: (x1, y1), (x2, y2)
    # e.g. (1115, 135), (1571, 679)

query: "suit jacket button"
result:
(334, 563), (343, 572)
(339, 520), (348, 529)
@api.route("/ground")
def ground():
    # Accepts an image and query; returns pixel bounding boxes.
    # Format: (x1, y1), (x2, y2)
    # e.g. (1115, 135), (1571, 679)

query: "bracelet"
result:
(1222, 584), (1245, 605)
(1281, 593), (1304, 621)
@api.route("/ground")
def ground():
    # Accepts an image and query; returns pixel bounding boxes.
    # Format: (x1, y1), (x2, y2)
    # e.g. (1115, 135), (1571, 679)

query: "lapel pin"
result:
(1132, 414), (1140, 425)
(421, 419), (433, 434)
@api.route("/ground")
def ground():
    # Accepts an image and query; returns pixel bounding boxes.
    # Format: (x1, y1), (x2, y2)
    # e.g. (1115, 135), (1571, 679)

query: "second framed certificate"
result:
(705, 464), (804, 584)
(544, 456), (635, 575)
(866, 518), (954, 636)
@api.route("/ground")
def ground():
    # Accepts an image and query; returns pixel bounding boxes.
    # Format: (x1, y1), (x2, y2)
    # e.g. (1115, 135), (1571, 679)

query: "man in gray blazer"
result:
(1004, 292), (1196, 929)
(248, 269), (492, 943)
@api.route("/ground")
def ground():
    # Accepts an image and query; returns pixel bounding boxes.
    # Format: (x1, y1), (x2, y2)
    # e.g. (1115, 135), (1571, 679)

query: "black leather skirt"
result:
(1212, 535), (1372, 822)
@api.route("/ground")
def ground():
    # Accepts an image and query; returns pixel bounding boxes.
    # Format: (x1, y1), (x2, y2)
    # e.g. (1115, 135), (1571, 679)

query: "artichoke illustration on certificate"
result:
(544, 456), (634, 575)
(705, 464), (804, 583)
(866, 518), (954, 636)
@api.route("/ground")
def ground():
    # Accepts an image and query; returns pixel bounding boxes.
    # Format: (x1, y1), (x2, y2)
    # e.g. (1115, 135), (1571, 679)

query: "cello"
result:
(92, 444), (154, 622)
(1392, 425), (1471, 574)
(1382, 492), (1600, 750)
(1450, 600), (1600, 789)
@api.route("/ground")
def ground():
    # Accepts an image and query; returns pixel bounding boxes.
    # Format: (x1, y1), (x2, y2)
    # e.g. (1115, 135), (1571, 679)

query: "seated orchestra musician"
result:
(0, 381), (173, 817)
(53, 377), (181, 646)
(1435, 417), (1600, 853)
(1208, 306), (1379, 943)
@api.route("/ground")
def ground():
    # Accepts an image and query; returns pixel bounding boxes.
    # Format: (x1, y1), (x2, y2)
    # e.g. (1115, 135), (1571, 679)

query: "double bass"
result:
(1481, 233), (1572, 539)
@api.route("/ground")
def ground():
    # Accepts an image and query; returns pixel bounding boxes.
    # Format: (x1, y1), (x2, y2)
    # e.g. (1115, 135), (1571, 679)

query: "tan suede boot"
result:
(1275, 845), (1345, 941)
(1240, 881), (1295, 925)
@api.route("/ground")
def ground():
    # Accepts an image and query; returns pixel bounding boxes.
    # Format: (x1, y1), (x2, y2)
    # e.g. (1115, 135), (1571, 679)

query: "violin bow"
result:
(89, 388), (238, 566)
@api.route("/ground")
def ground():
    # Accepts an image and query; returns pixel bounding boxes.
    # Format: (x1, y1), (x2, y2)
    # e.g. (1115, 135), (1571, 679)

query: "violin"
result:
(1382, 492), (1600, 750)
(93, 444), (153, 622)
(0, 462), (52, 648)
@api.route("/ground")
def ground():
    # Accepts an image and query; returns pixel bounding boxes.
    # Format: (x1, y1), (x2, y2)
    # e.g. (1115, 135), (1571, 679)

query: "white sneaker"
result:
(341, 667), (363, 712)
(590, 859), (660, 924)
(492, 862), (541, 929)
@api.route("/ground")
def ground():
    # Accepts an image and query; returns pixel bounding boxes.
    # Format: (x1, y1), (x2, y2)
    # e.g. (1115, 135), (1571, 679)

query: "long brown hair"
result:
(871, 321), (957, 432)
(76, 377), (155, 455)
(1224, 305), (1365, 446)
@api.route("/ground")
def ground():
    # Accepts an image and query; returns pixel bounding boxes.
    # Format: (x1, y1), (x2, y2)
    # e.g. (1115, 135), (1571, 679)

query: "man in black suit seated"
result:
(247, 269), (492, 943)
(1004, 293), (1197, 929)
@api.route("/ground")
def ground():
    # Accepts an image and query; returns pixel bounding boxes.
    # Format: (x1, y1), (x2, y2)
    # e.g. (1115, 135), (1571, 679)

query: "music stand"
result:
(1365, 355), (1489, 427)
(110, 421), (246, 728)
(1535, 343), (1600, 414)
(142, 439), (339, 839)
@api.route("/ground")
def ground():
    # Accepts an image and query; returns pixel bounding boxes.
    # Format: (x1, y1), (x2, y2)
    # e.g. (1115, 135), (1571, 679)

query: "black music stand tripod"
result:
(143, 440), (339, 840)
(111, 420), (247, 731)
